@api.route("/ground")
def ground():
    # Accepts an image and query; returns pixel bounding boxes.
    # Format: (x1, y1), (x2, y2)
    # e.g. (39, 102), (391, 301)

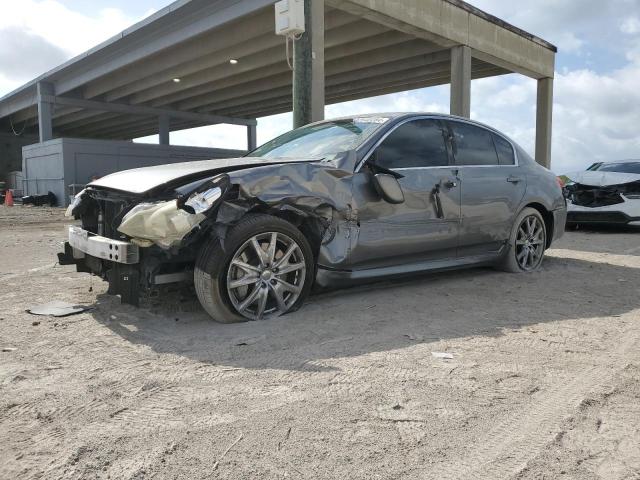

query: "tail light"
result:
(556, 176), (566, 189)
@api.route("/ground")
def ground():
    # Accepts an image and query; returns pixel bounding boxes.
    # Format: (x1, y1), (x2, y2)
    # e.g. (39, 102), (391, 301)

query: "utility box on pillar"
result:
(275, 0), (305, 36)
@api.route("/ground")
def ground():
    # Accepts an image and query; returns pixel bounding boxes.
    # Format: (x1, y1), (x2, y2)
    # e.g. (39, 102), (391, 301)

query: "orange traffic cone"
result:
(4, 189), (13, 207)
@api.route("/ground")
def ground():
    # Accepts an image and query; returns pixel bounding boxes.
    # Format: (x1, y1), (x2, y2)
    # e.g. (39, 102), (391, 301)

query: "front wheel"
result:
(194, 214), (315, 323)
(497, 207), (547, 273)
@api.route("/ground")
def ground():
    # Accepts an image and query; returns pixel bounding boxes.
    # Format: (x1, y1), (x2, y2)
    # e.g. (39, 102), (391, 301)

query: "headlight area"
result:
(117, 175), (230, 249)
(65, 189), (86, 217)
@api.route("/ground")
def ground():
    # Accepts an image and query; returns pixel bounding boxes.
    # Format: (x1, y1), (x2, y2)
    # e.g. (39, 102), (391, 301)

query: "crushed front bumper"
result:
(58, 227), (143, 306)
(567, 196), (640, 225)
(63, 226), (139, 264)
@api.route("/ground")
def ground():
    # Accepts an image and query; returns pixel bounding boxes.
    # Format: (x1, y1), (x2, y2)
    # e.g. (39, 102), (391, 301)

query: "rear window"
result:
(449, 121), (499, 166)
(493, 134), (516, 165)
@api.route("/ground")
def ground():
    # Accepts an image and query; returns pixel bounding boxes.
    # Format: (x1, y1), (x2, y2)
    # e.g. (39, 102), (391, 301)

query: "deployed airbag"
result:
(118, 200), (205, 249)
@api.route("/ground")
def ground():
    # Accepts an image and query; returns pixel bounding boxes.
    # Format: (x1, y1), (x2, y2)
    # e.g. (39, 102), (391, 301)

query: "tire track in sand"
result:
(426, 327), (639, 480)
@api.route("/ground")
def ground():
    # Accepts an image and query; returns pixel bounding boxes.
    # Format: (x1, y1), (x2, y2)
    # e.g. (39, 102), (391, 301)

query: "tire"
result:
(497, 207), (547, 273)
(194, 214), (315, 323)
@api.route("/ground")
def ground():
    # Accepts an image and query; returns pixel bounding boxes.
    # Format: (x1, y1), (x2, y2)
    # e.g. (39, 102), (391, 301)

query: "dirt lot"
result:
(1, 205), (639, 480)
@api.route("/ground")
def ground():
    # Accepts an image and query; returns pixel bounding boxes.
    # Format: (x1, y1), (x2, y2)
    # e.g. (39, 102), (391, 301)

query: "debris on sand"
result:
(213, 433), (244, 470)
(431, 352), (454, 360)
(27, 301), (92, 317)
(235, 335), (266, 346)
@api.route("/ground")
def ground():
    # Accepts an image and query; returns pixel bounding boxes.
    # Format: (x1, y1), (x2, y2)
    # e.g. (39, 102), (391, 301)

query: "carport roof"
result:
(0, 0), (556, 141)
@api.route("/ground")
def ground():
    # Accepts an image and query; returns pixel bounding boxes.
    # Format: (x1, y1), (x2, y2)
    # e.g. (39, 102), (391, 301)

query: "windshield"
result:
(250, 117), (389, 160)
(591, 162), (640, 174)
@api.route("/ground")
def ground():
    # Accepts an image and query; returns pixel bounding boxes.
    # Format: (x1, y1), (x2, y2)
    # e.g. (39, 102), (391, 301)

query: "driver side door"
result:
(348, 118), (461, 270)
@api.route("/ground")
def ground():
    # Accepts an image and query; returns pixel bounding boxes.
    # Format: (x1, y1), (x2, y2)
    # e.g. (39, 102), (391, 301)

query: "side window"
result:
(449, 122), (499, 166)
(373, 119), (449, 169)
(493, 134), (516, 165)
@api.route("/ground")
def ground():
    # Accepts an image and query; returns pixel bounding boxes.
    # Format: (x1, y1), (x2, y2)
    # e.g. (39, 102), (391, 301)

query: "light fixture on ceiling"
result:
(172, 78), (181, 83)
(229, 59), (239, 65)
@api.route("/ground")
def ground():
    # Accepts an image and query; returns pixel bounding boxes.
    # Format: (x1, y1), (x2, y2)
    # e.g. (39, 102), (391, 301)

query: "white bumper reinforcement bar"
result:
(68, 226), (139, 264)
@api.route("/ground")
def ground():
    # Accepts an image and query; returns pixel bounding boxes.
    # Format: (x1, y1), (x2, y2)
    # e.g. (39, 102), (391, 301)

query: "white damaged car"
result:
(564, 160), (640, 226)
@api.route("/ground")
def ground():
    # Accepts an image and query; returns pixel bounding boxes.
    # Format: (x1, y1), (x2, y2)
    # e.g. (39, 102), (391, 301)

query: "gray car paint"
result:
(79, 113), (567, 289)
(208, 114), (566, 284)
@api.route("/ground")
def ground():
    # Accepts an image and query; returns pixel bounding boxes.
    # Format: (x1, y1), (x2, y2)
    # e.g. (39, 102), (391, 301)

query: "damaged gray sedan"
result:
(59, 113), (566, 322)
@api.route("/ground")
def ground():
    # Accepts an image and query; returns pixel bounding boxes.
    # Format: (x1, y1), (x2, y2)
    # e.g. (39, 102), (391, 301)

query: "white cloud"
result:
(0, 0), (150, 95)
(554, 32), (585, 54)
(0, 1), (138, 57)
(621, 16), (640, 34)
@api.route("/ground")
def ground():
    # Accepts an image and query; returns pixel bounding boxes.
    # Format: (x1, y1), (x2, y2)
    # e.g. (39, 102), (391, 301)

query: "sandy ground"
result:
(0, 205), (639, 480)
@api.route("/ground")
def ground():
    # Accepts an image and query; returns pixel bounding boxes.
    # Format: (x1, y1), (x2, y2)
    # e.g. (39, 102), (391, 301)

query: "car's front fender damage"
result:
(61, 162), (358, 306)
(220, 163), (356, 267)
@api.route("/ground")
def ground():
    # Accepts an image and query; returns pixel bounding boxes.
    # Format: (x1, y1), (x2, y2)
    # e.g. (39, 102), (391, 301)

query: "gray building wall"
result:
(22, 138), (245, 206)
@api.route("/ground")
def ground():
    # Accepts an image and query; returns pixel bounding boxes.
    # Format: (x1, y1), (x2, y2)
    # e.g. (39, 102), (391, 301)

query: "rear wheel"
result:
(498, 207), (547, 273)
(194, 214), (314, 323)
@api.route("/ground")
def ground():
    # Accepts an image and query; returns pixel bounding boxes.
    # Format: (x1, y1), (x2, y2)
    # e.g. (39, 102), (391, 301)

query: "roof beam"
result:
(197, 54), (452, 115)
(156, 37), (439, 109)
(38, 11), (376, 130)
(83, 7), (277, 100)
(327, 0), (555, 79)
(52, 0), (277, 95)
(51, 38), (440, 135)
(72, 117), (206, 141)
(39, 95), (256, 126)
(98, 8), (359, 103)
(129, 16), (373, 106)
(179, 33), (425, 111)
(214, 63), (504, 118)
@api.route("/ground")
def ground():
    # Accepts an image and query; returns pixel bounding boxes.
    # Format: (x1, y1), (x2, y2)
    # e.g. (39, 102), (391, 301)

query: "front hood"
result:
(565, 171), (640, 187)
(88, 156), (318, 194)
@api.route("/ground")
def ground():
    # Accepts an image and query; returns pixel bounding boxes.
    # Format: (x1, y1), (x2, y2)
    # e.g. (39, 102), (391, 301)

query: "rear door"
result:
(348, 118), (461, 269)
(446, 120), (526, 256)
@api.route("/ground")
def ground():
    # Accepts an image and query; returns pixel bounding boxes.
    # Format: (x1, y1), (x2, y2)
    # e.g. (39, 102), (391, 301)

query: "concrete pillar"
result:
(293, 0), (325, 128)
(158, 115), (170, 145)
(310, 0), (325, 123)
(450, 45), (471, 118)
(535, 77), (553, 168)
(247, 123), (257, 151)
(37, 81), (54, 142)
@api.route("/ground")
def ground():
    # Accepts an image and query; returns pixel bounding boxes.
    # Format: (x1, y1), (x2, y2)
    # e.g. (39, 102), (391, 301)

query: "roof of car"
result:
(321, 112), (506, 135)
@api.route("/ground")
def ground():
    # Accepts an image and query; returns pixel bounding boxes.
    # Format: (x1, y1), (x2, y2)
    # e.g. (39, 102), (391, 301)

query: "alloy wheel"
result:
(515, 215), (545, 271)
(226, 232), (306, 320)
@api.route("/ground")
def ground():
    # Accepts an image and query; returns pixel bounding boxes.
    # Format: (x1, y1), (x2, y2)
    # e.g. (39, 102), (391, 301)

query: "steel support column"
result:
(450, 45), (471, 118)
(293, 0), (325, 128)
(37, 81), (55, 142)
(247, 123), (257, 151)
(158, 115), (170, 145)
(535, 77), (553, 168)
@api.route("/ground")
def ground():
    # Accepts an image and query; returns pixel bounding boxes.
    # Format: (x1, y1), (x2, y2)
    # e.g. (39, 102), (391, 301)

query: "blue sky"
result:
(1, 0), (639, 173)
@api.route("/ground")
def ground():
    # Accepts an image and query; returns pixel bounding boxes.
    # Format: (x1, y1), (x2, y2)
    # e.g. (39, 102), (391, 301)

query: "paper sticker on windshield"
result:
(354, 117), (389, 124)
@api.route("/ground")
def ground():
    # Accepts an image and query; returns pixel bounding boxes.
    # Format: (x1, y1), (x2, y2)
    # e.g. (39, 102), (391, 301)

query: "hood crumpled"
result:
(565, 171), (640, 187)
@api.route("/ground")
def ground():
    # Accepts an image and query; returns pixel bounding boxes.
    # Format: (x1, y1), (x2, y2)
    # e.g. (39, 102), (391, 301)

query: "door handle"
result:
(507, 176), (523, 183)
(443, 180), (458, 189)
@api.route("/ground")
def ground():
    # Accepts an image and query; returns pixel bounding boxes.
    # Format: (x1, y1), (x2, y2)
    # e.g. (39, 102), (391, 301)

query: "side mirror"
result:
(373, 173), (405, 204)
